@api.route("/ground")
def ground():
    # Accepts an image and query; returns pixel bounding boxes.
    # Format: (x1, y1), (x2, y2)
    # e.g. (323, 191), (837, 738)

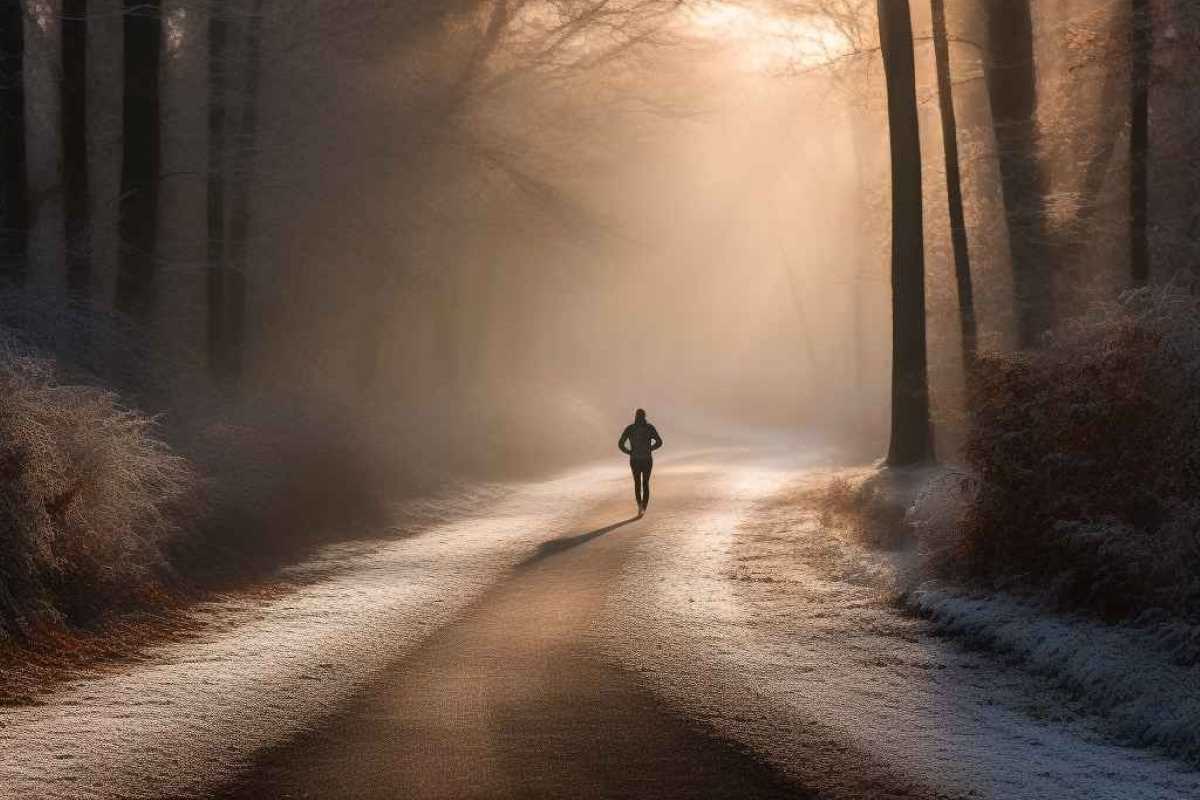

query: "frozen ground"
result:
(603, 457), (1200, 799)
(908, 588), (1200, 761)
(2, 450), (1198, 799)
(0, 471), (607, 800)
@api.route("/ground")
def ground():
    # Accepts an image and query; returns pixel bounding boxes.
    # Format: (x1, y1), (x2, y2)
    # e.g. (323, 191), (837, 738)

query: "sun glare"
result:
(686, 1), (852, 72)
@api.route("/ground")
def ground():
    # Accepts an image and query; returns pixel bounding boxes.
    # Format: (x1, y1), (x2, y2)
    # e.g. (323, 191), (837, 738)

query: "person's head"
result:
(634, 408), (646, 424)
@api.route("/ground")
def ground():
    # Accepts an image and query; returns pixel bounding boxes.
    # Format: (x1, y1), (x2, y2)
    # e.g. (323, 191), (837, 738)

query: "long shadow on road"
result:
(518, 516), (640, 567)
(217, 483), (810, 800)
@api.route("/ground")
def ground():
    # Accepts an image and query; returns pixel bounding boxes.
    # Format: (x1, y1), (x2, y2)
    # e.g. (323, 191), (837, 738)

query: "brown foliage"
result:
(956, 283), (1200, 621)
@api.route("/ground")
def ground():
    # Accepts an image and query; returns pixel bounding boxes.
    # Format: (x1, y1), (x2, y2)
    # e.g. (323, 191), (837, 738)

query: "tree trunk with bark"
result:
(0, 0), (28, 287)
(224, 0), (266, 380)
(878, 0), (933, 467)
(115, 0), (162, 322)
(931, 0), (977, 376)
(984, 0), (1053, 348)
(1130, 0), (1152, 285)
(62, 0), (90, 299)
(206, 0), (229, 376)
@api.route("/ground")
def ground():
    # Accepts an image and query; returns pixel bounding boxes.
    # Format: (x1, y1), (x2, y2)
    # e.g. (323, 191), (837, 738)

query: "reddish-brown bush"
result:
(954, 281), (1200, 621)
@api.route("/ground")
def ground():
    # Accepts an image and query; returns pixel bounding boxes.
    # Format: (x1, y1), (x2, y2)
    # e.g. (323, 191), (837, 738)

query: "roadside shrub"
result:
(0, 339), (196, 640)
(952, 279), (1200, 621)
(176, 395), (399, 575)
(908, 467), (976, 579)
(0, 292), (436, 647)
(818, 470), (918, 551)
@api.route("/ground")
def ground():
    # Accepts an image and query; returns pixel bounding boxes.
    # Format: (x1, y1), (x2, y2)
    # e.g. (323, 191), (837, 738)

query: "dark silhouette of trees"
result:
(62, 0), (90, 299)
(877, 0), (932, 466)
(5, 0), (1183, 473)
(0, 0), (28, 287)
(984, 0), (1052, 349)
(223, 0), (266, 381)
(206, 0), (231, 378)
(931, 0), (976, 376)
(115, 0), (163, 322)
(206, 0), (266, 382)
(1130, 0), (1152, 285)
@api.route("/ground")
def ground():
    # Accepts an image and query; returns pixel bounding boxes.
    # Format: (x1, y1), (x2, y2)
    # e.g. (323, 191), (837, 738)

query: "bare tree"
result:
(0, 0), (28, 287)
(1130, 0), (1152, 285)
(115, 0), (163, 322)
(206, 0), (230, 376)
(336, 0), (682, 391)
(877, 0), (932, 466)
(62, 0), (90, 299)
(930, 0), (976, 374)
(984, 0), (1052, 349)
(221, 0), (267, 382)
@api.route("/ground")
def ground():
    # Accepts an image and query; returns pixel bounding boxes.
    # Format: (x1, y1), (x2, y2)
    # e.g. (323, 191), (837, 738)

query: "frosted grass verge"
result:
(907, 586), (1200, 763)
(606, 464), (1200, 800)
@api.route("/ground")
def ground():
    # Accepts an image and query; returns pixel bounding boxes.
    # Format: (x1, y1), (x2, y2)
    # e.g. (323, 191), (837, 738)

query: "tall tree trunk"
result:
(878, 0), (933, 467)
(984, 0), (1052, 348)
(931, 0), (977, 377)
(1130, 0), (1152, 285)
(225, 0), (265, 381)
(0, 0), (28, 287)
(62, 0), (90, 299)
(115, 0), (162, 322)
(206, 0), (229, 376)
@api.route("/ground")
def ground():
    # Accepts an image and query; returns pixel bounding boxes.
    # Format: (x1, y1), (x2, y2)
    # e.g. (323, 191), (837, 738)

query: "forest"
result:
(0, 0), (1198, 730)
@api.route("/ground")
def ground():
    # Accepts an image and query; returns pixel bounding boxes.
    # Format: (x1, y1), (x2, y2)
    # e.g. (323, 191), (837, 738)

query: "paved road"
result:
(7, 451), (1198, 799)
(217, 468), (810, 799)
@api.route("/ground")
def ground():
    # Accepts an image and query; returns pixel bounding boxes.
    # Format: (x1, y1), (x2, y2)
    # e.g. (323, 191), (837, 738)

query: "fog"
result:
(7, 2), (1200, 794)
(175, 0), (888, 473)
(12, 0), (1135, 477)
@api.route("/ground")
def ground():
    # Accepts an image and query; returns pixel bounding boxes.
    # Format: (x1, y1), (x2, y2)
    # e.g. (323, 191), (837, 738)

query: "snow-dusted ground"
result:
(0, 469), (615, 800)
(603, 457), (1200, 800)
(908, 588), (1200, 764)
(4, 451), (1199, 800)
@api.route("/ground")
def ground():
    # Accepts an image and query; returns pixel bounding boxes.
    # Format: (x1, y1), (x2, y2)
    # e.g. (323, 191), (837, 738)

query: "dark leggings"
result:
(630, 458), (652, 508)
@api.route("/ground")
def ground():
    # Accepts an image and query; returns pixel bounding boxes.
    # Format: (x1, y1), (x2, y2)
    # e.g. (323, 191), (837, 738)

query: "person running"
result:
(618, 408), (663, 516)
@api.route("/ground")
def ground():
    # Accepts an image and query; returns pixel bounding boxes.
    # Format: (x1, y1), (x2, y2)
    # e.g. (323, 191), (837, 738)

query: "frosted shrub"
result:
(908, 468), (976, 580)
(0, 336), (195, 640)
(957, 278), (1200, 623)
(820, 471), (917, 551)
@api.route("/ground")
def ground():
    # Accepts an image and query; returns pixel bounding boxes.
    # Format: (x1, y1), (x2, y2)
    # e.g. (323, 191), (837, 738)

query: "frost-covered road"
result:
(1, 450), (1198, 799)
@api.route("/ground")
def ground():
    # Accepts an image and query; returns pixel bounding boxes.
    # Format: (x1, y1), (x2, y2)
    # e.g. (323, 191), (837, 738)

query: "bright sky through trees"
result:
(685, 1), (853, 71)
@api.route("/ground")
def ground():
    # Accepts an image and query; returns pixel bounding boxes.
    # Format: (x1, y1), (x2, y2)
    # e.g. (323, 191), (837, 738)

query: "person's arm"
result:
(650, 426), (663, 451)
(618, 427), (632, 455)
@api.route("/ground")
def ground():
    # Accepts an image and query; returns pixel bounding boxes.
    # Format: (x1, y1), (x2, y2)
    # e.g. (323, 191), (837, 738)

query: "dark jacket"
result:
(619, 422), (663, 460)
